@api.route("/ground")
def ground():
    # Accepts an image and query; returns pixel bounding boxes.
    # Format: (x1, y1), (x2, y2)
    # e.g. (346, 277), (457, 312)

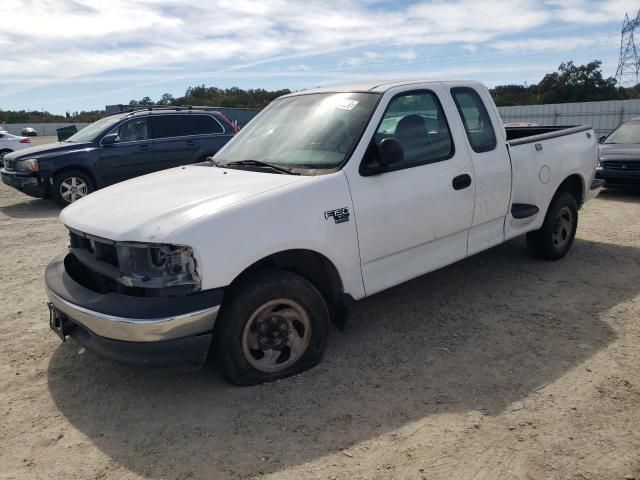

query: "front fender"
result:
(165, 171), (366, 300)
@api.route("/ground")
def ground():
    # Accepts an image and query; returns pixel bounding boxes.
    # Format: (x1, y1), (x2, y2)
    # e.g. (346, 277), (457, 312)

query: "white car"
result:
(45, 79), (602, 385)
(0, 130), (31, 158)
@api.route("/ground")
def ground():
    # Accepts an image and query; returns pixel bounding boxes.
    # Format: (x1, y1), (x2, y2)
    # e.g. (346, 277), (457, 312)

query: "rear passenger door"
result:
(149, 114), (199, 171)
(450, 85), (511, 255)
(186, 114), (232, 158)
(346, 85), (476, 295)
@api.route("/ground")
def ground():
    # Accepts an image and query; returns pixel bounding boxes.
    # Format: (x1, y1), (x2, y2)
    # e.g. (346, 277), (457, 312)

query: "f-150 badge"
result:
(324, 208), (350, 224)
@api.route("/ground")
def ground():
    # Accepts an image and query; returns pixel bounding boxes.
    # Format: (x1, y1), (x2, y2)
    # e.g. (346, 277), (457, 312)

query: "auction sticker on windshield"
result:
(335, 99), (359, 110)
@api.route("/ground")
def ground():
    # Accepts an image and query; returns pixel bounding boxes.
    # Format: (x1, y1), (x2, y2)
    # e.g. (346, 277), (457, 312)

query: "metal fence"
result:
(497, 99), (640, 136)
(0, 123), (90, 137)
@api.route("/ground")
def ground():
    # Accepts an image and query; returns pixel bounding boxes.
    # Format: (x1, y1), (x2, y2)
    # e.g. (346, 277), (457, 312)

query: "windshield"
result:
(604, 121), (640, 144)
(65, 116), (123, 143)
(214, 92), (380, 171)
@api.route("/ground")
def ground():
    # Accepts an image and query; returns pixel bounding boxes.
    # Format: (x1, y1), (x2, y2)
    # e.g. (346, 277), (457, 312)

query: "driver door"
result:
(345, 85), (476, 295)
(98, 118), (155, 186)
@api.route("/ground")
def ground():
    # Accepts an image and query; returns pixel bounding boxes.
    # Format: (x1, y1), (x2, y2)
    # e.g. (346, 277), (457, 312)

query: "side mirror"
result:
(377, 137), (404, 167)
(101, 133), (119, 146)
(598, 135), (606, 144)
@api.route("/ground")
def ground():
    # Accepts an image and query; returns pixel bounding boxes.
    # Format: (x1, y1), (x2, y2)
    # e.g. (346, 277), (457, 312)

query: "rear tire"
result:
(526, 191), (578, 260)
(52, 170), (95, 206)
(214, 269), (330, 386)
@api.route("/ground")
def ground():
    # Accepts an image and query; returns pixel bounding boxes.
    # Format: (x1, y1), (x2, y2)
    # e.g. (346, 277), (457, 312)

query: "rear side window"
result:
(151, 115), (195, 139)
(189, 115), (224, 134)
(451, 87), (497, 153)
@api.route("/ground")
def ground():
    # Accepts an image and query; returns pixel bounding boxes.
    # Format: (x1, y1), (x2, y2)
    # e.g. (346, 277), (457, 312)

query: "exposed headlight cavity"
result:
(116, 244), (200, 289)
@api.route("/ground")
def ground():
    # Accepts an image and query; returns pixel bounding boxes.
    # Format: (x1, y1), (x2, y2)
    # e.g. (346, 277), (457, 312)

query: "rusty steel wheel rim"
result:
(552, 205), (573, 249)
(241, 298), (311, 373)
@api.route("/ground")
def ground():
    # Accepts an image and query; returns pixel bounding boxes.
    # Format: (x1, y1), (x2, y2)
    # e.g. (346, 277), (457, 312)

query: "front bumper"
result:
(45, 253), (223, 367)
(596, 167), (640, 186)
(0, 168), (48, 198)
(587, 178), (605, 201)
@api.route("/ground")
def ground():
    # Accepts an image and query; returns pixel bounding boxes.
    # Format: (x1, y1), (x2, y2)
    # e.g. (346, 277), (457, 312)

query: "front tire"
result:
(215, 269), (330, 386)
(526, 191), (578, 260)
(52, 170), (95, 206)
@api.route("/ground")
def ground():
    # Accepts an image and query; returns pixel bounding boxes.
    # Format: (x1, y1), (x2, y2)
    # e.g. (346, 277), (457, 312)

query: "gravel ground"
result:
(0, 178), (639, 480)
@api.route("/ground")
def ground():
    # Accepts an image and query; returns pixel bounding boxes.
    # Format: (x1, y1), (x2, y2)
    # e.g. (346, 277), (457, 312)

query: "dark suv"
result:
(1, 107), (236, 205)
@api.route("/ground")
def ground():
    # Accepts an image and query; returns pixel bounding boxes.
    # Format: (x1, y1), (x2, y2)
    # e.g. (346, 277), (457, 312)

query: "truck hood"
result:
(60, 165), (307, 242)
(3, 141), (94, 160)
(599, 143), (640, 161)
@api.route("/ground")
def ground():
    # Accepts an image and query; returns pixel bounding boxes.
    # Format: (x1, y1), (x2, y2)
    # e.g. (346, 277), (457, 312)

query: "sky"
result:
(0, 0), (637, 114)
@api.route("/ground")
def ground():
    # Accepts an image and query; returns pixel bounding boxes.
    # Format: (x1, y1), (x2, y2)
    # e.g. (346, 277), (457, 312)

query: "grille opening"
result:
(603, 161), (640, 171)
(64, 253), (194, 298)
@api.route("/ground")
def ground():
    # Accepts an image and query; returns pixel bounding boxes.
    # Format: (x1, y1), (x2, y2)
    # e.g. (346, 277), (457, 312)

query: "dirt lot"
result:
(0, 178), (639, 480)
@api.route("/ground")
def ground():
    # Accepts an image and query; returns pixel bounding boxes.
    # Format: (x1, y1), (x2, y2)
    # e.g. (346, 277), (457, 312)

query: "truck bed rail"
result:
(507, 125), (593, 146)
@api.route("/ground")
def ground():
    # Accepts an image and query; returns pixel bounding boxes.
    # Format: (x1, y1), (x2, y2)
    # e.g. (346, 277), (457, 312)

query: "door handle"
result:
(139, 145), (150, 151)
(452, 174), (472, 190)
(186, 140), (196, 146)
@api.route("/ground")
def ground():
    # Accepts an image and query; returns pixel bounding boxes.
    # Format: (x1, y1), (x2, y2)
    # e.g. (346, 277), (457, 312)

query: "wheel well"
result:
(233, 249), (346, 324)
(52, 166), (96, 187)
(556, 174), (584, 208)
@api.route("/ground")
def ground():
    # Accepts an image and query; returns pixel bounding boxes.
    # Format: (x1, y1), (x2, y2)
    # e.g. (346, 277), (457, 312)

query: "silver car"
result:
(597, 117), (640, 186)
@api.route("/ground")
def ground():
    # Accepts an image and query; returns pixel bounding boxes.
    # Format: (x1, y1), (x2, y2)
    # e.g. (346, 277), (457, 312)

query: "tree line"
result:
(490, 60), (640, 106)
(2, 60), (639, 124)
(0, 109), (105, 125)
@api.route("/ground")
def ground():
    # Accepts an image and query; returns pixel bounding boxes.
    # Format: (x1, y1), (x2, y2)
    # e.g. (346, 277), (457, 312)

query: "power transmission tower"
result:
(615, 10), (640, 87)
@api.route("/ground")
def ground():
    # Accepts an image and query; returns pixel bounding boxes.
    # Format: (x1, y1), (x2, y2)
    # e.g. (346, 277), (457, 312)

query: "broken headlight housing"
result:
(117, 243), (201, 290)
(68, 229), (201, 295)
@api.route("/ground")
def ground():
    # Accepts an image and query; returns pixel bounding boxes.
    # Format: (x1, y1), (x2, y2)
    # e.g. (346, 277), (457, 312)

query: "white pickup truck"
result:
(45, 80), (602, 385)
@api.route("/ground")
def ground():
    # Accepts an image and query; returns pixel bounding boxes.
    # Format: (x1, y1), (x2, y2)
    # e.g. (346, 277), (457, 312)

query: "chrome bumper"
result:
(46, 288), (219, 342)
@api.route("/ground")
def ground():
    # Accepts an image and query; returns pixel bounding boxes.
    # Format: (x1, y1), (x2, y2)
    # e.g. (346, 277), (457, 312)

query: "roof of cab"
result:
(281, 79), (485, 97)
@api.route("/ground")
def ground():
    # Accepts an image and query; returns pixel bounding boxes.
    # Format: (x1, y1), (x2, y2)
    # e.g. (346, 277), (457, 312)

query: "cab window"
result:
(374, 90), (454, 169)
(451, 87), (497, 153)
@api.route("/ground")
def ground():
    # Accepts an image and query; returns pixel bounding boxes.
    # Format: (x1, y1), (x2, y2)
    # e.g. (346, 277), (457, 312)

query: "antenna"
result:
(615, 10), (640, 88)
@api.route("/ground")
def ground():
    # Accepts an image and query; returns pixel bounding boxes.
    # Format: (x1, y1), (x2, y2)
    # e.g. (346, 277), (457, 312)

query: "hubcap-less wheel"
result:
(60, 176), (89, 203)
(241, 298), (311, 373)
(551, 205), (573, 249)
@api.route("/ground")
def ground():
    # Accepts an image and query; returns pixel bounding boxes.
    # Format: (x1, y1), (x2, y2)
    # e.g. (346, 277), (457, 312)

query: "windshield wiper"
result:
(220, 159), (300, 175)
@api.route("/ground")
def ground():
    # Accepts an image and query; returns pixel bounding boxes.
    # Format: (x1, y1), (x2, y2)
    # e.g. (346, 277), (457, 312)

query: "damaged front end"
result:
(66, 228), (201, 297)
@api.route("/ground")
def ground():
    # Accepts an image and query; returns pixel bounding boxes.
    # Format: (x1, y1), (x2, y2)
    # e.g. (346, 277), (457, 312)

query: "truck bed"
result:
(504, 123), (598, 242)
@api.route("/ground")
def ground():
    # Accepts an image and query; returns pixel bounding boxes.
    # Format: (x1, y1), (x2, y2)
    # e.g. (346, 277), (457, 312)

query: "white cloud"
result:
(490, 34), (619, 53)
(286, 64), (312, 72)
(339, 49), (417, 68)
(0, 0), (631, 100)
(544, 0), (639, 24)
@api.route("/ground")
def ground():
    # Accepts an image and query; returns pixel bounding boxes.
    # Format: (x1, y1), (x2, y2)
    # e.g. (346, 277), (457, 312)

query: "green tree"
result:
(157, 93), (175, 105)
